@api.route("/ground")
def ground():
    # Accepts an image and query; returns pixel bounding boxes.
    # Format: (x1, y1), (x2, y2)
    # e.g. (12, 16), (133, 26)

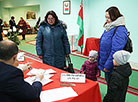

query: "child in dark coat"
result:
(103, 50), (132, 102)
(80, 50), (100, 81)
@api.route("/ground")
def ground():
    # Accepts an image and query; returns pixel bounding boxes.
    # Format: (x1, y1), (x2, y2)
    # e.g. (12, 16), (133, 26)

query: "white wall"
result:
(1, 0), (40, 27)
(2, 0), (40, 8)
(40, 0), (138, 63)
(40, 0), (80, 36)
(0, 0), (138, 62)
(85, 0), (138, 62)
(0, 1), (2, 18)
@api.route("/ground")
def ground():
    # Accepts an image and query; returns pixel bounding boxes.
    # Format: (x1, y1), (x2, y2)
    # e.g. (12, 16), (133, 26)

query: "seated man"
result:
(26, 22), (32, 34)
(0, 40), (44, 102)
(3, 21), (10, 27)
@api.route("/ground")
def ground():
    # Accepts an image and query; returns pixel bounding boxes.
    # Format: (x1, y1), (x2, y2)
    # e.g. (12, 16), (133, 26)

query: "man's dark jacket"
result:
(0, 62), (42, 102)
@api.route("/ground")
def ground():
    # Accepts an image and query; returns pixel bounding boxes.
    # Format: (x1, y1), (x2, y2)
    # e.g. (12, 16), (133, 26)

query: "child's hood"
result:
(115, 63), (132, 78)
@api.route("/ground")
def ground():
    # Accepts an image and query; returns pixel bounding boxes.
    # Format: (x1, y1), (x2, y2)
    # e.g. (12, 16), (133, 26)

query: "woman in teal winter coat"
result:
(36, 11), (70, 70)
(97, 7), (128, 82)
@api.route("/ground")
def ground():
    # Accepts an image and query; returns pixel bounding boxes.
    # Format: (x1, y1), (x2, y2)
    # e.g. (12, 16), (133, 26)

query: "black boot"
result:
(22, 35), (25, 40)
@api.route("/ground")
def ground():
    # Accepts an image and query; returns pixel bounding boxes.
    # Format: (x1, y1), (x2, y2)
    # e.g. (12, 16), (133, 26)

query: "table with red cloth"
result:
(22, 57), (102, 102)
(83, 37), (100, 56)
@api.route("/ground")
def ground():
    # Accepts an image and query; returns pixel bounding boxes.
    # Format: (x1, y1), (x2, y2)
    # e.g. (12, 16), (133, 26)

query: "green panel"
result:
(126, 92), (138, 102)
(129, 71), (138, 89)
(18, 37), (37, 55)
(70, 54), (86, 70)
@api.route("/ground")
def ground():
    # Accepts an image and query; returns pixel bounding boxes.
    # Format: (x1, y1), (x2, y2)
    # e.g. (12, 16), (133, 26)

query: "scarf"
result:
(104, 16), (125, 31)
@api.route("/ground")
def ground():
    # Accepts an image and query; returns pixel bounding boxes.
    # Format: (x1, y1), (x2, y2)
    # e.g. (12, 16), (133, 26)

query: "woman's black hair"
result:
(45, 10), (59, 25)
(11, 16), (15, 20)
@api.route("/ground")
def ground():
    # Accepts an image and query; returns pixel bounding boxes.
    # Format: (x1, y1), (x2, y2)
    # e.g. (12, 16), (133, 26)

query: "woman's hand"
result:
(104, 68), (109, 72)
(39, 56), (43, 59)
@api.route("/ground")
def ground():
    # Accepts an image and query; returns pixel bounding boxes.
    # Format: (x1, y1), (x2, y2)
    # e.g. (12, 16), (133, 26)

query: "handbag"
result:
(64, 56), (75, 73)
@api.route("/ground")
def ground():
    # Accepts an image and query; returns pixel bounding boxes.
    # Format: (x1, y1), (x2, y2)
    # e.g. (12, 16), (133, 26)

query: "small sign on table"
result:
(17, 52), (25, 61)
(60, 73), (86, 83)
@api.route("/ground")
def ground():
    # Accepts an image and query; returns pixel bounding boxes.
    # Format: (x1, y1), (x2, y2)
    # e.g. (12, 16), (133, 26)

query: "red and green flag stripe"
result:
(77, 0), (84, 49)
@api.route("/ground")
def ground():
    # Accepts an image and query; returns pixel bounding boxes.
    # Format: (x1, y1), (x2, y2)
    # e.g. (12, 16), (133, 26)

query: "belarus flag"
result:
(77, 0), (84, 49)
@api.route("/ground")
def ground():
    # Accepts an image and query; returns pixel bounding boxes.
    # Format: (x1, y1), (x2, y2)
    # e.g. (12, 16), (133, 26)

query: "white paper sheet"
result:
(24, 75), (53, 86)
(27, 68), (56, 75)
(27, 68), (45, 75)
(40, 87), (78, 102)
(17, 52), (25, 61)
(60, 73), (86, 83)
(44, 69), (57, 74)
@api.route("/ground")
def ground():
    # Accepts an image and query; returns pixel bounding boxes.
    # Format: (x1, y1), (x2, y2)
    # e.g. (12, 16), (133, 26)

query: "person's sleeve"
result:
(36, 26), (43, 56)
(17, 21), (20, 26)
(9, 20), (11, 25)
(0, 32), (3, 41)
(6, 69), (42, 100)
(80, 61), (86, 73)
(96, 66), (101, 77)
(62, 28), (70, 55)
(103, 74), (121, 102)
(104, 27), (127, 70)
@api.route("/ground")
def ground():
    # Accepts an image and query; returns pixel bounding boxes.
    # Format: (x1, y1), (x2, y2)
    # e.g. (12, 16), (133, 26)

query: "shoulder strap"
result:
(113, 25), (126, 36)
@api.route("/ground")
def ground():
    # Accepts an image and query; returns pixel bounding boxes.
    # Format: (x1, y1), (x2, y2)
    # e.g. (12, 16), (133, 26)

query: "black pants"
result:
(22, 35), (25, 40)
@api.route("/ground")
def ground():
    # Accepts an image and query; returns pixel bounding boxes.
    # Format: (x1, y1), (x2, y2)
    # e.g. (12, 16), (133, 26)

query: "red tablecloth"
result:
(83, 37), (100, 56)
(22, 57), (102, 102)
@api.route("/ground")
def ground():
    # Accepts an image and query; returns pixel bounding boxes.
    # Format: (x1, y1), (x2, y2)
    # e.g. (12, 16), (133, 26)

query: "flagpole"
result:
(81, 48), (82, 54)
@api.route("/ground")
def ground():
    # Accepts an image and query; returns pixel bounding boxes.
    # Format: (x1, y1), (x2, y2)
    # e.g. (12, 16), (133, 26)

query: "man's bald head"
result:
(0, 40), (18, 61)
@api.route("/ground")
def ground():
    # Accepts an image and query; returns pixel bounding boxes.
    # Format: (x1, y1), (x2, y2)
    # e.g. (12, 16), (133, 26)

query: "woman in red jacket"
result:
(18, 17), (27, 40)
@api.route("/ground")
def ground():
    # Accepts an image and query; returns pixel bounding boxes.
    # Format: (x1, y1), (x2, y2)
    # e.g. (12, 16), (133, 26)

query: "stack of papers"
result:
(27, 68), (56, 75)
(40, 87), (78, 102)
(24, 74), (53, 86)
(25, 68), (56, 86)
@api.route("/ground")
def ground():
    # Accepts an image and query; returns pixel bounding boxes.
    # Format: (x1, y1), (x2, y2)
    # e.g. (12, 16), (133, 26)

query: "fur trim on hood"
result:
(40, 20), (67, 29)
(104, 16), (125, 31)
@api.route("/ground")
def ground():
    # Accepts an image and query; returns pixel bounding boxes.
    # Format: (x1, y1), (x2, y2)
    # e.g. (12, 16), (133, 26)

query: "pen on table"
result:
(60, 84), (76, 86)
(27, 61), (33, 64)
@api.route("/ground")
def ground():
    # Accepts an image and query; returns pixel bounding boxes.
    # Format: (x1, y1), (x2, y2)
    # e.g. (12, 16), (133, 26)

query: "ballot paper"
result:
(17, 52), (25, 61)
(24, 74), (53, 86)
(40, 87), (78, 102)
(27, 68), (56, 75)
(44, 69), (57, 74)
